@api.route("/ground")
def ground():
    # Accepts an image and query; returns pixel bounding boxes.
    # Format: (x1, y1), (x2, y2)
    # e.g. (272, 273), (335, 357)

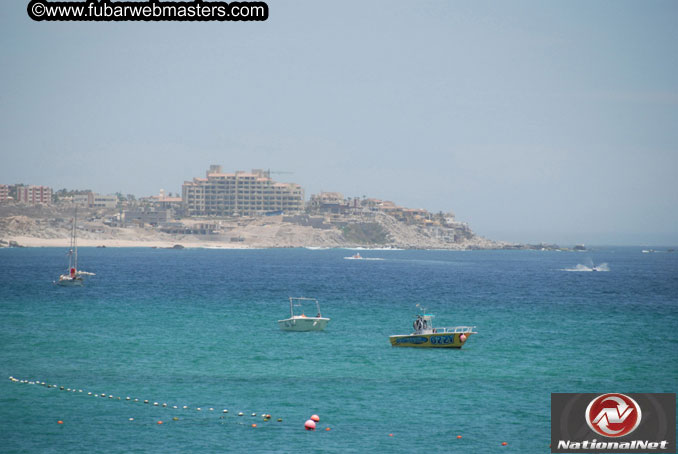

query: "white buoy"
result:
(154, 402), (159, 406)
(197, 408), (201, 411)
(223, 409), (228, 413)
(126, 397), (130, 400)
(183, 406), (188, 409)
(173, 406), (177, 409)
(162, 403), (167, 407)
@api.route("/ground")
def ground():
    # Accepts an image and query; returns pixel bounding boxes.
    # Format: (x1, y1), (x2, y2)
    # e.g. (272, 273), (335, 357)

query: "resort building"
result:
(123, 208), (172, 227)
(140, 189), (184, 211)
(15, 185), (52, 205)
(0, 184), (9, 202)
(308, 192), (357, 214)
(182, 166), (305, 216)
(73, 192), (118, 209)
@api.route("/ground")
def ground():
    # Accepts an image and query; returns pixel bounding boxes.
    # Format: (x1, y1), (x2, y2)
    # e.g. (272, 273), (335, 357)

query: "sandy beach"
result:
(2, 236), (253, 249)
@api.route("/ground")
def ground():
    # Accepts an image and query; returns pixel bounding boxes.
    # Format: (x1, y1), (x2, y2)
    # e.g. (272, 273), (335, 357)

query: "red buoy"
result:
(304, 420), (316, 431)
(311, 414), (319, 422)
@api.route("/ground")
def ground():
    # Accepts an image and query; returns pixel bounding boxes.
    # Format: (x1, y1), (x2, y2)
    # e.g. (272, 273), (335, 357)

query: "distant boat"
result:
(56, 208), (94, 286)
(278, 297), (330, 331)
(389, 311), (476, 348)
(343, 253), (384, 261)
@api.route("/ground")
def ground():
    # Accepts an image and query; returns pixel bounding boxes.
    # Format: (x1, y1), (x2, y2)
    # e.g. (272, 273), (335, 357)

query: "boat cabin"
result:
(413, 314), (435, 334)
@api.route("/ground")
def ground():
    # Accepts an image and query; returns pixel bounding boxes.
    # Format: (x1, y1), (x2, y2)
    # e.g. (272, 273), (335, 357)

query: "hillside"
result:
(0, 204), (506, 249)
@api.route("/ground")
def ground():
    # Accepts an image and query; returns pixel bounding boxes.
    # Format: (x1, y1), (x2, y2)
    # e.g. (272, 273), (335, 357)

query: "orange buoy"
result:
(157, 421), (163, 425)
(325, 427), (331, 431)
(457, 435), (462, 439)
(57, 420), (63, 424)
(502, 442), (508, 446)
(304, 419), (316, 431)
(388, 433), (394, 437)
(311, 414), (319, 422)
(251, 424), (257, 428)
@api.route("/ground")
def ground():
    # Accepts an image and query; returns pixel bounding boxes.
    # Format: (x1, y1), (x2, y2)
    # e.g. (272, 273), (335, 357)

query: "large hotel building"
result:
(16, 185), (52, 204)
(182, 166), (304, 216)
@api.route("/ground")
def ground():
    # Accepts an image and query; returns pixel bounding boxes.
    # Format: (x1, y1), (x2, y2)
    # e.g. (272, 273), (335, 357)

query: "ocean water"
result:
(1, 247), (676, 453)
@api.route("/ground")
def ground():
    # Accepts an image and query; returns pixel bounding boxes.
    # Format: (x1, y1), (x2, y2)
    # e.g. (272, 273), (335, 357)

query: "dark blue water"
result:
(1, 247), (676, 453)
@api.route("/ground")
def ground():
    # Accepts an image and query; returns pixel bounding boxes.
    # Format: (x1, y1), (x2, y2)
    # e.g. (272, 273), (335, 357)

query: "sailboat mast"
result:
(73, 207), (78, 272)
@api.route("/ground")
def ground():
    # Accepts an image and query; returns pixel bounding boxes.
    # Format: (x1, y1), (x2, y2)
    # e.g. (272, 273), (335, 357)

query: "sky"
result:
(1, 0), (677, 245)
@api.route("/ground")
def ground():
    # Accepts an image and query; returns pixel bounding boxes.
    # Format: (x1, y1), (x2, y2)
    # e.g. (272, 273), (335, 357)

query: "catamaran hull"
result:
(389, 332), (473, 348)
(57, 280), (83, 287)
(278, 317), (329, 332)
(57, 277), (83, 287)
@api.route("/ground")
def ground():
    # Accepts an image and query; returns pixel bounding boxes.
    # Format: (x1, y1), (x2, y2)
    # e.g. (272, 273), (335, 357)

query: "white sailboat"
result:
(56, 208), (90, 286)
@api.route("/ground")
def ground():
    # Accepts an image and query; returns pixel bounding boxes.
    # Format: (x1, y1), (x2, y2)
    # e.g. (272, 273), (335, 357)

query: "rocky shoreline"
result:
(0, 204), (568, 251)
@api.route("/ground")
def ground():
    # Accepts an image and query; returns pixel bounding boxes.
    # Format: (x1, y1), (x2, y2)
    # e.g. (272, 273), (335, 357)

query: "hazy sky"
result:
(1, 1), (677, 245)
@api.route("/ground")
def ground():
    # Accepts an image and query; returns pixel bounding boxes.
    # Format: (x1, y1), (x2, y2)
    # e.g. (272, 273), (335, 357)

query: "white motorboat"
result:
(278, 297), (330, 331)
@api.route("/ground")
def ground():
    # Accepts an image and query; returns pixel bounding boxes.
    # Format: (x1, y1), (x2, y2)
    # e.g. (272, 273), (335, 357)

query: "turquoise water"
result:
(1, 247), (677, 453)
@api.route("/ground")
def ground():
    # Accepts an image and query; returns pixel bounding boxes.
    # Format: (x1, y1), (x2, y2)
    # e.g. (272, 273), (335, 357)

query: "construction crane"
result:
(265, 169), (294, 178)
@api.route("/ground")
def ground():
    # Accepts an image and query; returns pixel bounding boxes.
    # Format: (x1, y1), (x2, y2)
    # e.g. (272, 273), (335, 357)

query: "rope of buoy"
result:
(8, 375), (287, 427)
(10, 377), (346, 434)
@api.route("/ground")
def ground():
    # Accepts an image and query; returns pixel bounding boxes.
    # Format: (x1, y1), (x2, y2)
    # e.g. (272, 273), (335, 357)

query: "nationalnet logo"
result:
(551, 393), (675, 453)
(585, 394), (641, 438)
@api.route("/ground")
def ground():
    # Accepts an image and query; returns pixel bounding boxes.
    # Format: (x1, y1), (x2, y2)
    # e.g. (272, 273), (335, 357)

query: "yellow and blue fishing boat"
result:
(389, 313), (476, 348)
